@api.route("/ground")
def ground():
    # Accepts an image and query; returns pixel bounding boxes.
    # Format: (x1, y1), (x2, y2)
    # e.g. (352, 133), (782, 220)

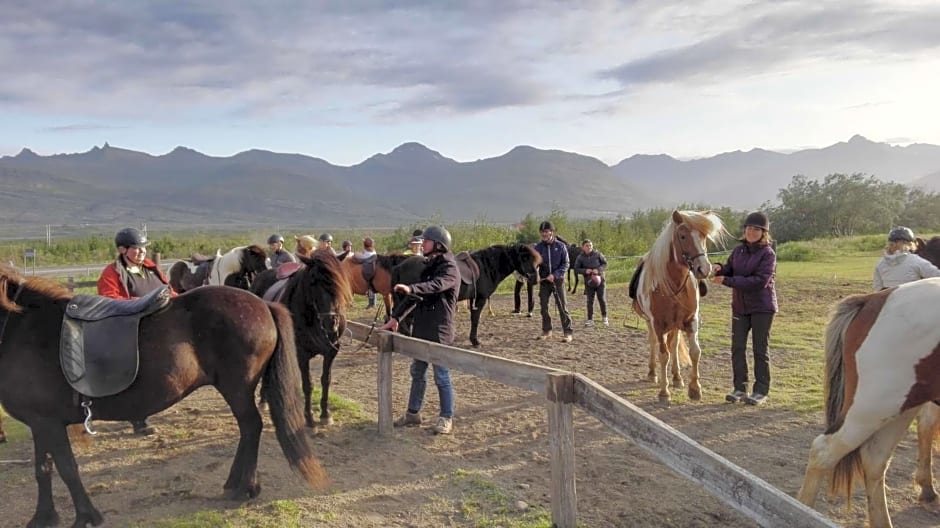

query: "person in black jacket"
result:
(573, 239), (608, 327)
(379, 225), (460, 434)
(534, 221), (573, 342)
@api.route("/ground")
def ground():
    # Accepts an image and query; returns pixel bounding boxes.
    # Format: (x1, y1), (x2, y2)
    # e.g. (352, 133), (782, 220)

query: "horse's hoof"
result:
(688, 387), (702, 401)
(646, 372), (657, 382)
(305, 417), (316, 429)
(470, 341), (481, 348)
(73, 508), (104, 527)
(919, 491), (940, 512)
(672, 378), (685, 389)
(0, 433), (6, 443)
(223, 483), (261, 501)
(27, 509), (60, 528)
(658, 393), (671, 404)
(319, 416), (334, 427)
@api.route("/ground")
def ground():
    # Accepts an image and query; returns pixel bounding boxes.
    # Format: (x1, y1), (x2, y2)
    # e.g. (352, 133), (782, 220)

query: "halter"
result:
(672, 227), (707, 271)
(0, 280), (24, 346)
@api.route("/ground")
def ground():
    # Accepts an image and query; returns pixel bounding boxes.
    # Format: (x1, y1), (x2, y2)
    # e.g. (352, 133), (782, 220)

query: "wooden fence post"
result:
(376, 332), (394, 436)
(546, 372), (577, 528)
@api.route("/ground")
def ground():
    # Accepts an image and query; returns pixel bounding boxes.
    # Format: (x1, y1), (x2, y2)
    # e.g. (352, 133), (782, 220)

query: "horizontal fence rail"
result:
(346, 320), (836, 528)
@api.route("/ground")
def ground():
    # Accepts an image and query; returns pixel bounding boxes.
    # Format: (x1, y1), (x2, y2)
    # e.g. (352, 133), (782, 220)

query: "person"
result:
(711, 211), (778, 406)
(97, 227), (177, 435)
(534, 220), (573, 342)
(403, 235), (423, 256)
(294, 235), (316, 259)
(379, 225), (459, 435)
(267, 234), (296, 270)
(872, 226), (940, 291)
(573, 239), (608, 327)
(360, 237), (378, 308)
(510, 271), (534, 317)
(316, 233), (336, 255)
(341, 240), (353, 254)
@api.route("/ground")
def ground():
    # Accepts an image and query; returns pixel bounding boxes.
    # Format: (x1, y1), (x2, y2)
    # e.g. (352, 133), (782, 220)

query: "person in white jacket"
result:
(873, 226), (940, 291)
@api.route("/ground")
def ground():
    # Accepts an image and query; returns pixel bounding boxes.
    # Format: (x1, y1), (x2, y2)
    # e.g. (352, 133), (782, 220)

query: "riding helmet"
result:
(267, 234), (284, 245)
(742, 212), (770, 231)
(412, 229), (424, 237)
(888, 226), (915, 243)
(342, 240), (352, 250)
(421, 225), (452, 252)
(318, 233), (333, 242)
(363, 237), (375, 248)
(539, 220), (555, 232)
(114, 227), (149, 248)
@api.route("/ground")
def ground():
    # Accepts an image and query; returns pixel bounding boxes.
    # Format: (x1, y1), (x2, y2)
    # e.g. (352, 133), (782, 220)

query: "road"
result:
(20, 260), (181, 278)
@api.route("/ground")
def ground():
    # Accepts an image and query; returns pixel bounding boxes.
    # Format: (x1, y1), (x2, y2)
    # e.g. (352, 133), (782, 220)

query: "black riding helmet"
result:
(742, 212), (770, 231)
(115, 227), (149, 248)
(539, 220), (555, 232)
(267, 234), (284, 245)
(421, 225), (452, 252)
(888, 226), (915, 243)
(318, 233), (333, 242)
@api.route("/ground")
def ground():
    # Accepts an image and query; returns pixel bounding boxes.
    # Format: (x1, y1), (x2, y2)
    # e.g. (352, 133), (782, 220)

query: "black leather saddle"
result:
(59, 287), (172, 398)
(455, 251), (479, 286)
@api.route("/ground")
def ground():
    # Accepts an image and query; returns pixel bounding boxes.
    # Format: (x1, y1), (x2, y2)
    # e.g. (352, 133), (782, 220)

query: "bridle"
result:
(673, 227), (707, 270)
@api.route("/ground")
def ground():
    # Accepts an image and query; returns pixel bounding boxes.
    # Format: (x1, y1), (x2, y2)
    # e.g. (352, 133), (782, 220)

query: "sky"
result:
(2, 0), (939, 166)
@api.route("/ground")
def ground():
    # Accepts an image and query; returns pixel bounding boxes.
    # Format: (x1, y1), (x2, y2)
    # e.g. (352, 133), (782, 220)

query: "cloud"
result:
(41, 123), (126, 133)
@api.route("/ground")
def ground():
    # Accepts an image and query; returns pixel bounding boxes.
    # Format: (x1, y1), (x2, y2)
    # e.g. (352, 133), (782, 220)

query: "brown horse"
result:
(339, 254), (412, 319)
(631, 210), (726, 403)
(251, 252), (354, 428)
(0, 265), (326, 527)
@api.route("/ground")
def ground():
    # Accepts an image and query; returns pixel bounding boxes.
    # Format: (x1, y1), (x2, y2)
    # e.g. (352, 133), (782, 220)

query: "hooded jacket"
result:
(98, 256), (175, 299)
(714, 242), (778, 315)
(535, 238), (569, 282)
(873, 251), (940, 291)
(390, 251), (460, 345)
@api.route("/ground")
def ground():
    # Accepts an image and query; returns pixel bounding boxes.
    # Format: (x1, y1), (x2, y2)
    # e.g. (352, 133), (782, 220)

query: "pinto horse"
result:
(251, 253), (353, 428)
(0, 265), (326, 527)
(631, 210), (726, 403)
(339, 254), (412, 319)
(391, 244), (541, 347)
(798, 278), (940, 528)
(168, 244), (269, 292)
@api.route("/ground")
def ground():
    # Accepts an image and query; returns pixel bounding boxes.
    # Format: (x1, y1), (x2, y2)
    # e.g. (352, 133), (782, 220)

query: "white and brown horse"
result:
(169, 245), (269, 292)
(631, 210), (726, 403)
(798, 277), (940, 527)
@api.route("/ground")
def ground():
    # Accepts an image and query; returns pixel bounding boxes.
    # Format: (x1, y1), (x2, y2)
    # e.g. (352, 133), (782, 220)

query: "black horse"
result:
(251, 252), (353, 428)
(0, 265), (327, 527)
(915, 236), (940, 267)
(565, 243), (584, 293)
(168, 244), (269, 292)
(391, 244), (541, 347)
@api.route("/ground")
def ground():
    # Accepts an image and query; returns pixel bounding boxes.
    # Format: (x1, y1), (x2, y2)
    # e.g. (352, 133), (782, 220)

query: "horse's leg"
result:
(667, 331), (684, 389)
(382, 292), (392, 321)
(318, 353), (335, 426)
(859, 412), (917, 528)
(656, 329), (671, 402)
(644, 325), (657, 382)
(469, 301), (484, 347)
(219, 389), (263, 500)
(686, 329), (703, 401)
(0, 412), (5, 443)
(28, 431), (60, 528)
(487, 297), (495, 317)
(32, 421), (102, 528)
(916, 404), (940, 510)
(300, 356), (315, 429)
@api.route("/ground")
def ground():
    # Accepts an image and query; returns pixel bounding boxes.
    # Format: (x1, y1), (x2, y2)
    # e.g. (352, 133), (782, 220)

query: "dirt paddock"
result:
(1, 289), (938, 527)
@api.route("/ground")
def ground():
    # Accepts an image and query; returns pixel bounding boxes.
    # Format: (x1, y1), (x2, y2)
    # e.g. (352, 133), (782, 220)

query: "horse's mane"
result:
(296, 252), (354, 312)
(0, 264), (71, 313)
(376, 253), (413, 271)
(472, 244), (542, 268)
(643, 210), (726, 292)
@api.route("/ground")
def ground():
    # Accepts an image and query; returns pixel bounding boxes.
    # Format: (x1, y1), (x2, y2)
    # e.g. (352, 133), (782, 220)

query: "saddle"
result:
(265, 263), (305, 303)
(59, 287), (172, 398)
(455, 251), (479, 286)
(351, 254), (377, 281)
(190, 252), (216, 264)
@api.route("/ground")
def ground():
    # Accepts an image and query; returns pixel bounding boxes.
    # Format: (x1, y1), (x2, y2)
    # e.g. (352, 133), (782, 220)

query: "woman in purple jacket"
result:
(711, 212), (778, 406)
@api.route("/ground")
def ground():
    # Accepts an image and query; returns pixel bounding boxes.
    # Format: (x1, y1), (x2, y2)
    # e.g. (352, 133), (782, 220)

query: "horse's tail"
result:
(262, 302), (328, 490)
(167, 261), (188, 293)
(823, 294), (868, 501)
(676, 332), (691, 368)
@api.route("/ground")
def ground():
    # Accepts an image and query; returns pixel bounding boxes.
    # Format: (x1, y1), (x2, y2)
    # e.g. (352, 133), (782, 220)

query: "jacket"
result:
(270, 249), (296, 270)
(535, 238), (569, 282)
(391, 251), (460, 345)
(714, 242), (777, 315)
(873, 251), (940, 290)
(574, 250), (608, 281)
(98, 256), (175, 299)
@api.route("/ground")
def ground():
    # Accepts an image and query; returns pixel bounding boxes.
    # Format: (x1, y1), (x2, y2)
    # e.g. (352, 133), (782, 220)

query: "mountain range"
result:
(2, 135), (940, 228)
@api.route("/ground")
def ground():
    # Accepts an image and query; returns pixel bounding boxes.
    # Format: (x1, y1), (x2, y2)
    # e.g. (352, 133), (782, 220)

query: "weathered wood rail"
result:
(347, 321), (835, 528)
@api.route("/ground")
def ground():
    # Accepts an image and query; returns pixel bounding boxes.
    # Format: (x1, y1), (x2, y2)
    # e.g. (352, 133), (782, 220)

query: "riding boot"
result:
(130, 419), (156, 436)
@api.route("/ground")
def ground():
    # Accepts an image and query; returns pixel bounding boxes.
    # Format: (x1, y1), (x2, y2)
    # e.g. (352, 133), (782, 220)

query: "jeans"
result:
(585, 281), (607, 320)
(514, 279), (534, 313)
(730, 312), (774, 395)
(406, 360), (454, 418)
(539, 280), (572, 334)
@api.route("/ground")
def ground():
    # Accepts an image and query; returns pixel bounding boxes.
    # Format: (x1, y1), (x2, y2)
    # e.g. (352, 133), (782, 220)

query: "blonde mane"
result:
(642, 210), (726, 292)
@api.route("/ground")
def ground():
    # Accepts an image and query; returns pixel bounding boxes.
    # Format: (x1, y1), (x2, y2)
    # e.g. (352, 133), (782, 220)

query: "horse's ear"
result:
(671, 210), (683, 224)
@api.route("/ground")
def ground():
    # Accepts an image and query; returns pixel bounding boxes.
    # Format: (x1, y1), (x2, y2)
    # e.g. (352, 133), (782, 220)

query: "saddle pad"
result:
(455, 252), (479, 285)
(263, 278), (289, 303)
(276, 262), (304, 281)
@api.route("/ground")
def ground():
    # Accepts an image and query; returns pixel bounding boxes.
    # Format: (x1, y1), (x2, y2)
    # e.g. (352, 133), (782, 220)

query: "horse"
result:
(339, 253), (413, 319)
(251, 252), (353, 428)
(391, 244), (541, 347)
(0, 265), (326, 527)
(565, 243), (584, 294)
(797, 278), (940, 528)
(168, 244), (269, 292)
(630, 210), (726, 403)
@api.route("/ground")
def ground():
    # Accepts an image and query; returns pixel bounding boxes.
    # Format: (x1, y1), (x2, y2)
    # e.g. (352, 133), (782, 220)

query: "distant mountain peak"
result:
(848, 134), (873, 144)
(14, 147), (39, 159)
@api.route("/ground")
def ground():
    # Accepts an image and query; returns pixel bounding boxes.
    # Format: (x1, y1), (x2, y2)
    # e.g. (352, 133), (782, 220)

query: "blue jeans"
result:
(407, 360), (454, 418)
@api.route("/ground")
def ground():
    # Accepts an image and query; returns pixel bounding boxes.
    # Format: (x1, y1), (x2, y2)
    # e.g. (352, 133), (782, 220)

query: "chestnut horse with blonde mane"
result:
(799, 277), (940, 527)
(339, 254), (412, 318)
(632, 210), (726, 403)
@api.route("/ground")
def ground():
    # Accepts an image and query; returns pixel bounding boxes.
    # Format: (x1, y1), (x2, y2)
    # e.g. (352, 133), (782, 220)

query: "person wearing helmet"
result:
(316, 233), (336, 256)
(340, 240), (353, 254)
(379, 225), (459, 435)
(573, 239), (609, 327)
(267, 233), (296, 270)
(360, 237), (378, 307)
(97, 227), (176, 436)
(403, 235), (423, 256)
(873, 225), (940, 291)
(534, 220), (573, 342)
(711, 211), (778, 406)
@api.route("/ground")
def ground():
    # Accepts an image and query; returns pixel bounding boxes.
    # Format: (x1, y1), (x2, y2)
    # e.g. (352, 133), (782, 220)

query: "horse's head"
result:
(516, 244), (541, 283)
(671, 210), (726, 280)
(290, 252), (353, 353)
(229, 245), (270, 289)
(914, 236), (940, 268)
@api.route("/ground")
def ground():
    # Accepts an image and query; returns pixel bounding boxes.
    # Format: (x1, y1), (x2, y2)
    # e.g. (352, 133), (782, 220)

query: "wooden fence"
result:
(347, 321), (836, 528)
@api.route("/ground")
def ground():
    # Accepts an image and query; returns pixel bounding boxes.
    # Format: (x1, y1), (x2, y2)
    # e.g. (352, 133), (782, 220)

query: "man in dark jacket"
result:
(534, 221), (573, 342)
(379, 225), (460, 434)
